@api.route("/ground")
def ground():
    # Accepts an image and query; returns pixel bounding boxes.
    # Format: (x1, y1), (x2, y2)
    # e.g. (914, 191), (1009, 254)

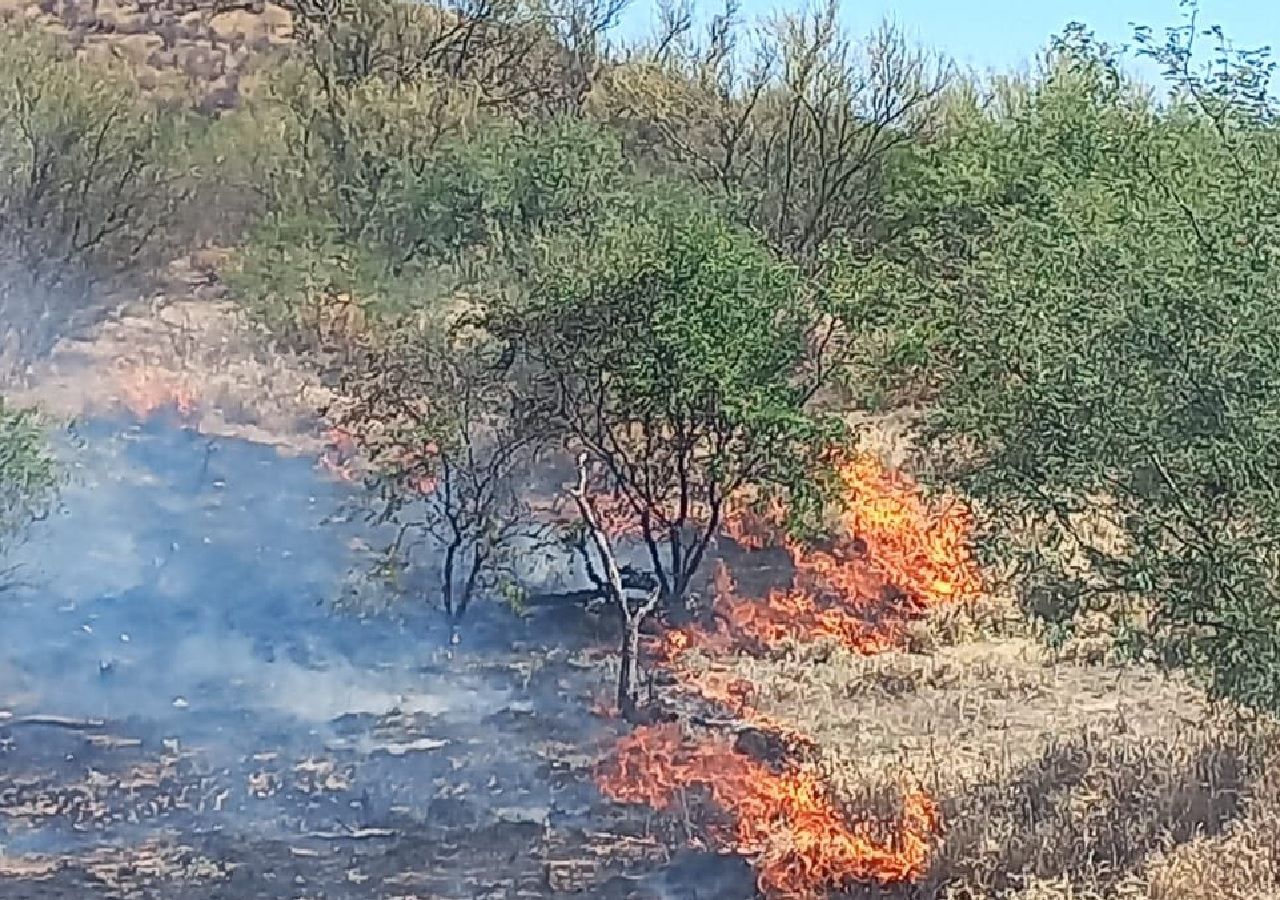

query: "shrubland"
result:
(3, 0), (1280, 893)
(837, 22), (1280, 709)
(0, 403), (57, 572)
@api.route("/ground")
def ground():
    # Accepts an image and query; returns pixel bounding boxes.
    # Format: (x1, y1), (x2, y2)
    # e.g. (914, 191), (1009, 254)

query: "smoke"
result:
(0, 414), (613, 852)
(3, 417), (494, 716)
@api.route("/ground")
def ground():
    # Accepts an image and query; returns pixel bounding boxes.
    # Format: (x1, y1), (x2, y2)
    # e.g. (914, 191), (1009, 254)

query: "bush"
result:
(835, 27), (1280, 709)
(0, 403), (56, 563)
(226, 116), (632, 342)
(488, 183), (848, 606)
(0, 23), (193, 369)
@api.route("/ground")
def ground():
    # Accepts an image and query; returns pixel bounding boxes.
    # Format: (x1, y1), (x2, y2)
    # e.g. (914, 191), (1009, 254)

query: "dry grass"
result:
(5, 252), (334, 453)
(703, 634), (1280, 900)
(673, 410), (1280, 899)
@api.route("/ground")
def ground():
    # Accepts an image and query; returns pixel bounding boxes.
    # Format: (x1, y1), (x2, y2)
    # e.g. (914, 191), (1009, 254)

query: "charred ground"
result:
(4, 1), (1280, 899)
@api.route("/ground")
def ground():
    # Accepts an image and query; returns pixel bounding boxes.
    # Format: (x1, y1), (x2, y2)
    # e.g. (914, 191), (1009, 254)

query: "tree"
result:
(0, 403), (57, 584)
(489, 185), (847, 616)
(226, 116), (631, 344)
(0, 22), (191, 371)
(325, 317), (544, 638)
(596, 0), (951, 262)
(259, 0), (635, 257)
(566, 453), (662, 720)
(834, 17), (1280, 709)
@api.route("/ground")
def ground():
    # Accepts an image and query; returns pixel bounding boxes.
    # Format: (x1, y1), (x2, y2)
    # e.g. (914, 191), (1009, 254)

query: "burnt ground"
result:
(0, 697), (683, 900)
(1, 829), (745, 900)
(0, 625), (704, 900)
(0, 414), (756, 900)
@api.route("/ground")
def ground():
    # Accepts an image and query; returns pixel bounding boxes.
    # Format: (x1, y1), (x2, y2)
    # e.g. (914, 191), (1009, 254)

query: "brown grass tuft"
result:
(702, 633), (1280, 900)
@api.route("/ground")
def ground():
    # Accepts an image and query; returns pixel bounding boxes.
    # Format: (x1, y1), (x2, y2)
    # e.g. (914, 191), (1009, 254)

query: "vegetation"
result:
(0, 403), (57, 566)
(325, 317), (543, 635)
(5, 0), (1280, 892)
(837, 21), (1280, 709)
(4, 0), (1278, 712)
(491, 186), (845, 606)
(0, 22), (196, 369)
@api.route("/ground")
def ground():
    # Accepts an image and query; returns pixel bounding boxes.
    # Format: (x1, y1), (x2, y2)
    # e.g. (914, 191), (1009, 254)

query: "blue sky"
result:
(614, 1), (1280, 80)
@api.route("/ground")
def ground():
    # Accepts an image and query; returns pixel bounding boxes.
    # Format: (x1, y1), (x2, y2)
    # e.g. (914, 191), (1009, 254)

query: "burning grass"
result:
(723, 642), (1268, 892)
(594, 453), (984, 898)
(6, 266), (1279, 899)
(627, 612), (1280, 899)
(7, 254), (333, 453)
(598, 724), (938, 897)
(661, 453), (980, 661)
(592, 448), (1280, 900)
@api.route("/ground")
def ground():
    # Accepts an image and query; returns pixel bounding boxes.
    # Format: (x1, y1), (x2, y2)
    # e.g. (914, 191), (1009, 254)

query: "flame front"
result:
(667, 453), (981, 658)
(115, 364), (198, 419)
(598, 453), (981, 898)
(318, 425), (439, 493)
(597, 724), (940, 898)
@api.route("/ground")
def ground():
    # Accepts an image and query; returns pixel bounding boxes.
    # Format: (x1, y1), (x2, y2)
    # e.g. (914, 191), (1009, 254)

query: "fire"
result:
(114, 364), (198, 419)
(598, 453), (980, 898)
(319, 426), (360, 482)
(318, 426), (439, 493)
(664, 453), (981, 658)
(597, 724), (939, 899)
(826, 454), (979, 607)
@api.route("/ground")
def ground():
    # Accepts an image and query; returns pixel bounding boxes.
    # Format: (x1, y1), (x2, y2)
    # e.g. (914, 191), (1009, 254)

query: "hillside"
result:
(0, 0), (290, 110)
(1, 1), (1280, 899)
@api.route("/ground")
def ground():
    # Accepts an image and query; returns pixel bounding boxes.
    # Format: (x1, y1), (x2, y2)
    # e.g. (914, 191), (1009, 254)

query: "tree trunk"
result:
(617, 619), (637, 718)
(617, 588), (661, 720)
(568, 453), (661, 722)
(442, 539), (459, 619)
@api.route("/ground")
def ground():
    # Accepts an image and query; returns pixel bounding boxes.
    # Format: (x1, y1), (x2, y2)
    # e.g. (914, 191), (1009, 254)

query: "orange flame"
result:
(597, 453), (979, 898)
(664, 453), (980, 658)
(114, 365), (198, 420)
(597, 724), (939, 899)
(318, 426), (439, 493)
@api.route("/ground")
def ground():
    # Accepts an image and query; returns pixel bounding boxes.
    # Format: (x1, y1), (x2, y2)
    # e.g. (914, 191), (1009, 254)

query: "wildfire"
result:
(114, 364), (198, 419)
(597, 724), (939, 899)
(663, 453), (981, 659)
(318, 425), (439, 493)
(597, 453), (981, 898)
(318, 426), (360, 482)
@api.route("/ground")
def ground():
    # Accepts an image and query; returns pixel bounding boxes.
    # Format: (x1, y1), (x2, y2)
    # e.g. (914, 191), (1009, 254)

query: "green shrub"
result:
(835, 26), (1280, 709)
(0, 403), (56, 561)
(0, 23), (193, 364)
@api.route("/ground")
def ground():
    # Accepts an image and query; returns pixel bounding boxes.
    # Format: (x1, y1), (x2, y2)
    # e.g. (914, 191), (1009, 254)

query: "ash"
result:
(0, 414), (642, 897)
